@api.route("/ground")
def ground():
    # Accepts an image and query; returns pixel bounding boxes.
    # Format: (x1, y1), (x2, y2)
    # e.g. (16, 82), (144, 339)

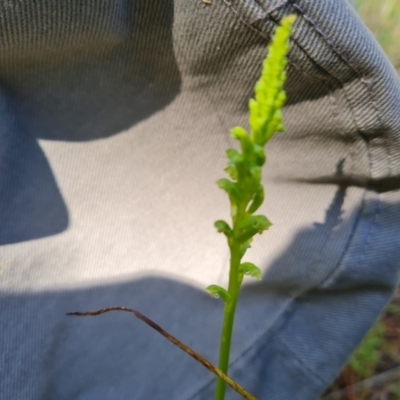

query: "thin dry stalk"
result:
(67, 306), (257, 400)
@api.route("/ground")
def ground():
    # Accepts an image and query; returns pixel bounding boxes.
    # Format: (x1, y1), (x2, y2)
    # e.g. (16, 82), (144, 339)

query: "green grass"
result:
(354, 0), (400, 71)
(348, 321), (387, 380)
(343, 299), (400, 398)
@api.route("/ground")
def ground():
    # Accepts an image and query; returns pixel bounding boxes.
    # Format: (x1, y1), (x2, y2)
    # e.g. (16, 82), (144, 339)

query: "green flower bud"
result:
(247, 185), (264, 214)
(214, 220), (233, 237)
(238, 262), (262, 280)
(206, 285), (232, 304)
(217, 179), (242, 204)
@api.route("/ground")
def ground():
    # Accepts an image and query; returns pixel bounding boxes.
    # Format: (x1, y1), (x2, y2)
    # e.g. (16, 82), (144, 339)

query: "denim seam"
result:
(288, 0), (391, 179)
(222, 1), (340, 119)
(287, 0), (359, 75)
(286, 0), (382, 122)
(358, 193), (382, 273)
(226, 0), (388, 148)
(267, 7), (382, 126)
(243, 294), (329, 386)
(274, 336), (328, 384)
(284, 0), (391, 182)
(185, 289), (326, 400)
(320, 197), (366, 288)
(183, 290), (290, 400)
(288, 3), (392, 207)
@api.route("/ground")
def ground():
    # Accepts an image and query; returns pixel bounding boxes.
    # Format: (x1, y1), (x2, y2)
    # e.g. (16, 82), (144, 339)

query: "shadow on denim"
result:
(1, 194), (400, 400)
(0, 0), (181, 244)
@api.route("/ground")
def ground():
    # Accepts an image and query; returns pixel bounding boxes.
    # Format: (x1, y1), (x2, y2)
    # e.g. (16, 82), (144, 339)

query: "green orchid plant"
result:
(68, 14), (295, 400)
(206, 15), (296, 400)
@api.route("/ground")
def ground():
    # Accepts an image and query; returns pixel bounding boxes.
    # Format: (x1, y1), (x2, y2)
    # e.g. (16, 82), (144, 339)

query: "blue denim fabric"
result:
(1, 1), (399, 399)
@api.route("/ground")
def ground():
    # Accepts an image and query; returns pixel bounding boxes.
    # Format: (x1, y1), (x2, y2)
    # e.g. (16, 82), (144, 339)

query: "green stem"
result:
(212, 16), (295, 399)
(214, 243), (243, 400)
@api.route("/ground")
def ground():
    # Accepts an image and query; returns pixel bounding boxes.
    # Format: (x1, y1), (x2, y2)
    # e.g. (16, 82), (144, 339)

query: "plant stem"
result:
(214, 243), (243, 400)
(212, 16), (295, 399)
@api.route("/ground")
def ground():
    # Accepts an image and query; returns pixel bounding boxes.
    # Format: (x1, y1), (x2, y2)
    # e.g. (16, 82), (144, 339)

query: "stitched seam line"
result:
(288, 0), (384, 136)
(228, 0), (386, 138)
(185, 291), (326, 400)
(287, 0), (359, 74)
(275, 336), (328, 384)
(223, 1), (341, 118)
(320, 192), (367, 287)
(286, 0), (390, 182)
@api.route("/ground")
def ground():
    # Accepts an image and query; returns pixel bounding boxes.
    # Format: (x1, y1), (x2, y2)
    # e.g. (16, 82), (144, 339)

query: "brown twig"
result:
(67, 306), (257, 400)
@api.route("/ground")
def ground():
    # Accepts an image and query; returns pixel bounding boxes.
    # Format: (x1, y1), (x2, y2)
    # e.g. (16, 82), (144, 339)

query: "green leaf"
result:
(230, 126), (258, 160)
(224, 165), (238, 181)
(247, 166), (262, 192)
(247, 185), (264, 214)
(206, 285), (232, 303)
(226, 148), (242, 164)
(252, 144), (266, 166)
(230, 126), (249, 144)
(214, 220), (233, 237)
(234, 216), (271, 243)
(224, 149), (242, 181)
(240, 241), (252, 258)
(234, 228), (259, 243)
(217, 179), (242, 204)
(236, 215), (271, 233)
(238, 262), (262, 280)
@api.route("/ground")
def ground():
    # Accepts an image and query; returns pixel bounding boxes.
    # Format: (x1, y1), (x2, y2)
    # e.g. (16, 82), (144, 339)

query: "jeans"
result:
(1, 1), (399, 399)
